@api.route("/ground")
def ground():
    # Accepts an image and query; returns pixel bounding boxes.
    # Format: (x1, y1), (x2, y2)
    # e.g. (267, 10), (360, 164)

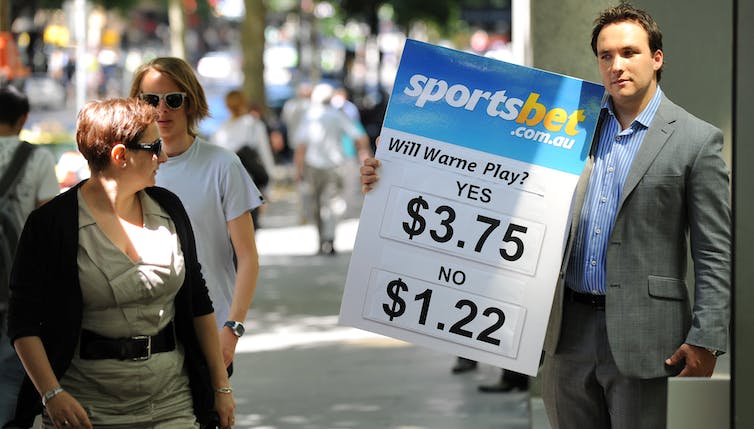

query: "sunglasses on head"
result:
(140, 92), (187, 109)
(126, 137), (162, 156)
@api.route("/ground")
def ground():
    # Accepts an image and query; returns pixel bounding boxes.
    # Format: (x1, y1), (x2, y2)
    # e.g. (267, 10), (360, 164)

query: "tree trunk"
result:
(242, 0), (267, 114)
(0, 0), (10, 32)
(167, 0), (186, 59)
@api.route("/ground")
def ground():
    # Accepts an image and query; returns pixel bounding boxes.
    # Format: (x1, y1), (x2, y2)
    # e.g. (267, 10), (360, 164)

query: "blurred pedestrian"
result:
(249, 102), (286, 165)
(6, 98), (234, 428)
(449, 357), (529, 393)
(281, 82), (313, 149)
(331, 86), (368, 214)
(330, 86), (360, 124)
(0, 85), (59, 427)
(281, 82), (314, 224)
(129, 57), (262, 377)
(293, 83), (370, 255)
(450, 356), (477, 374)
(211, 89), (275, 227)
(478, 370), (529, 393)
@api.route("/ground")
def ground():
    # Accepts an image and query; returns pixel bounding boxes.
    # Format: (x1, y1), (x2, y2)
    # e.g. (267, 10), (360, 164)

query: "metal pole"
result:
(74, 0), (86, 110)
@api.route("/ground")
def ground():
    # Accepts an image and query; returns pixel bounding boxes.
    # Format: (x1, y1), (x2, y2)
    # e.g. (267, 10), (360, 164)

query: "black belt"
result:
(79, 322), (176, 360)
(565, 288), (605, 310)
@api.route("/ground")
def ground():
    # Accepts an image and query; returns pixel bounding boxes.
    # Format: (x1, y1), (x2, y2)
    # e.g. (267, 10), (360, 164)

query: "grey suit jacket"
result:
(543, 94), (731, 379)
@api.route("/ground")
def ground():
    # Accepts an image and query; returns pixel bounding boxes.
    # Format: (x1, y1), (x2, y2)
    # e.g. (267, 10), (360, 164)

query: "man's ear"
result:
(652, 49), (664, 72)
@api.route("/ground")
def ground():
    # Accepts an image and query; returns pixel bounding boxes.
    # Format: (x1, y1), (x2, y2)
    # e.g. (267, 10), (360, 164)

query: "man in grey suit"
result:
(358, 3), (730, 428)
(541, 3), (730, 428)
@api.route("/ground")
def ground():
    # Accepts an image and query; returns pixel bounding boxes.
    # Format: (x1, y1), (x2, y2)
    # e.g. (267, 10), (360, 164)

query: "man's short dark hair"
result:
(591, 2), (664, 82)
(0, 85), (30, 125)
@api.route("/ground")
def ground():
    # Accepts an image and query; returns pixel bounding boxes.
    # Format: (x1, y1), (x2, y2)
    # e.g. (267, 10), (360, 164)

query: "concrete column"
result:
(733, 1), (754, 428)
(530, 0), (615, 82)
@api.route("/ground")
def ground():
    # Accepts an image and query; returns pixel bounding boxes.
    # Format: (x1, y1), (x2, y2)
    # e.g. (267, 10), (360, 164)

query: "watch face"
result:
(225, 321), (245, 337)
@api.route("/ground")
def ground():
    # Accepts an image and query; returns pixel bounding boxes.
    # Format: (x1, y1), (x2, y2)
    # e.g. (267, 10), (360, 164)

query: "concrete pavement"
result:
(230, 172), (547, 429)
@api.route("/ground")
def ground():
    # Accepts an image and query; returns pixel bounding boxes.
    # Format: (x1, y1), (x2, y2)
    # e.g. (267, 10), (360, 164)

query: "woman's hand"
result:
(45, 390), (93, 429)
(214, 390), (236, 428)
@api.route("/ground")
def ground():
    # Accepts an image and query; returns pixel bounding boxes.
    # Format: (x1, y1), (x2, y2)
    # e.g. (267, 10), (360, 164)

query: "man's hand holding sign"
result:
(339, 39), (604, 376)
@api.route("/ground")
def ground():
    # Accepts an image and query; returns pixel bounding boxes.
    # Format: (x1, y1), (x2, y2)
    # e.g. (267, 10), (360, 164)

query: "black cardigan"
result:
(5, 183), (215, 428)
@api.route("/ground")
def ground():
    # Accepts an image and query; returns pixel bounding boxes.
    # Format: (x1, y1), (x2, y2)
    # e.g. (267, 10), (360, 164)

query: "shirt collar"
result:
(602, 86), (664, 130)
(78, 189), (169, 228)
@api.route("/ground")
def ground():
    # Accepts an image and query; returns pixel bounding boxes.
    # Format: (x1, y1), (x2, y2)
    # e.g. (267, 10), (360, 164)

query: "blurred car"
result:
(23, 74), (67, 110)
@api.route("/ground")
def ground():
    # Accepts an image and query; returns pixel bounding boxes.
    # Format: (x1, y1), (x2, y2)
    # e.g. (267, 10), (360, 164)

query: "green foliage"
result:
(35, 0), (140, 13)
(337, 0), (459, 35)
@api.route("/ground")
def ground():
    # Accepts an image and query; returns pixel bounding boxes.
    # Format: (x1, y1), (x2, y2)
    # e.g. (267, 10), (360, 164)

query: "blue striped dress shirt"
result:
(565, 88), (664, 295)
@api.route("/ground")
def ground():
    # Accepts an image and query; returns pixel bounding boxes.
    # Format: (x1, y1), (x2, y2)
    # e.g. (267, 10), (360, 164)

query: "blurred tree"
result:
(338, 0), (456, 35)
(168, 0), (186, 59)
(241, 0), (267, 113)
(35, 0), (140, 11)
(1, 0), (10, 31)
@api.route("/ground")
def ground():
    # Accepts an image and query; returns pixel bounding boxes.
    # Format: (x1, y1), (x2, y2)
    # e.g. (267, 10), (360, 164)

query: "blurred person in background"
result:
(0, 85), (58, 426)
(129, 57), (262, 378)
(281, 82), (314, 224)
(248, 102), (287, 165)
(293, 83), (371, 255)
(450, 357), (529, 393)
(330, 86), (367, 210)
(211, 89), (275, 227)
(6, 98), (234, 428)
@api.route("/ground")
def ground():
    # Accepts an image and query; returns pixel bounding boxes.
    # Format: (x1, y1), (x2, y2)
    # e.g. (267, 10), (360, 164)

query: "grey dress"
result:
(43, 191), (199, 428)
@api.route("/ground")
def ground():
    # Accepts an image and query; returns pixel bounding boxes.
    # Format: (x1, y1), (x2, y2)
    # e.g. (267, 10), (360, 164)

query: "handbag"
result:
(236, 145), (269, 188)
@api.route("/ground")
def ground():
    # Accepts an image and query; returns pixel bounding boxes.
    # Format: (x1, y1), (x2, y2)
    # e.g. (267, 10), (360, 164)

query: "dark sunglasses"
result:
(140, 92), (187, 109)
(126, 137), (162, 156)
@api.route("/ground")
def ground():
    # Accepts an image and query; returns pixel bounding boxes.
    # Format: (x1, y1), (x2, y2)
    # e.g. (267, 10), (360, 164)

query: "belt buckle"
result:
(130, 335), (152, 360)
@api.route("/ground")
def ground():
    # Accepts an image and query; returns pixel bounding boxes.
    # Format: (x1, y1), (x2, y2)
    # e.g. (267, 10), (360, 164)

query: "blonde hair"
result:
(224, 89), (248, 118)
(129, 57), (210, 136)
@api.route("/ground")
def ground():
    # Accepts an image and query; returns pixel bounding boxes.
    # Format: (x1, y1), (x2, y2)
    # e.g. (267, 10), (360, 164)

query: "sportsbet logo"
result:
(403, 74), (587, 138)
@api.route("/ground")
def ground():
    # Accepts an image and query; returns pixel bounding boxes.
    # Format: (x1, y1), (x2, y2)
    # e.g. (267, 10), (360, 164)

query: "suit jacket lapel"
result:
(617, 95), (677, 211)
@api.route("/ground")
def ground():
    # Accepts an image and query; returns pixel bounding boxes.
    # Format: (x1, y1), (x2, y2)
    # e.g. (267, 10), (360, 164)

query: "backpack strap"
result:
(0, 141), (35, 198)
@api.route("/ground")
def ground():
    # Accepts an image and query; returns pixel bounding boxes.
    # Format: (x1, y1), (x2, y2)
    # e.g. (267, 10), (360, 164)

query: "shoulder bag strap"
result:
(0, 141), (35, 198)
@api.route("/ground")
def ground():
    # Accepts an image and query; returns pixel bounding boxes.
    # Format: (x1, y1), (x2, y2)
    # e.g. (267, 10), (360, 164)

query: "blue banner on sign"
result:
(384, 40), (605, 175)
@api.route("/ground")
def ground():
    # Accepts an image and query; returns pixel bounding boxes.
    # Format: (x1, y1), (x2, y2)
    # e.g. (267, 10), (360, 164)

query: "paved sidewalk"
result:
(230, 177), (548, 428)
(232, 252), (542, 429)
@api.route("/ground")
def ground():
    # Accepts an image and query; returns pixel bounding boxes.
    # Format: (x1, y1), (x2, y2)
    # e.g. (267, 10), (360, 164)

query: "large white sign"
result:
(339, 40), (604, 376)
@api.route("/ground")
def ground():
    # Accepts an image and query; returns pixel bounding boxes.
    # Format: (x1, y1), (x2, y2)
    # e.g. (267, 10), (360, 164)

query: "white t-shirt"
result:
(0, 136), (60, 227)
(281, 97), (311, 142)
(294, 104), (366, 169)
(156, 137), (263, 328)
(210, 114), (275, 181)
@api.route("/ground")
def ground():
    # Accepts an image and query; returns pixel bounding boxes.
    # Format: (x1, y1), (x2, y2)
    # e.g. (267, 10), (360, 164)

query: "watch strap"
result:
(224, 320), (245, 337)
(706, 348), (724, 358)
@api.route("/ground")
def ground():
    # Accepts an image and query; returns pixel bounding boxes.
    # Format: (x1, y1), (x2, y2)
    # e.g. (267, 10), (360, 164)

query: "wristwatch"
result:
(706, 348), (724, 358)
(224, 320), (245, 337)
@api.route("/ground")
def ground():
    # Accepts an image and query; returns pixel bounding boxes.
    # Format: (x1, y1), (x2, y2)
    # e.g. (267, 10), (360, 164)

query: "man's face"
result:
(596, 20), (663, 110)
(137, 69), (190, 150)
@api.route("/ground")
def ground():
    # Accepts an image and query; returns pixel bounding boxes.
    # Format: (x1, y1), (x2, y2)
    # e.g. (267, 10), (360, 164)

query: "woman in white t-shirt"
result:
(212, 89), (275, 181)
(211, 90), (275, 227)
